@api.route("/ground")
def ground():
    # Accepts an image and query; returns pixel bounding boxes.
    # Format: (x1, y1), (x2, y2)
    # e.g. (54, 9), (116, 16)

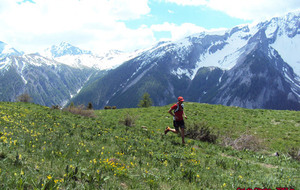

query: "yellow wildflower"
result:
(163, 160), (168, 166)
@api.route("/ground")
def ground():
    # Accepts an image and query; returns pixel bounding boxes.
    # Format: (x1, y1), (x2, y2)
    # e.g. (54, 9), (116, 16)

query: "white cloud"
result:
(165, 0), (207, 6)
(151, 22), (206, 41)
(0, 0), (151, 53)
(166, 0), (300, 21)
(207, 0), (300, 21)
(168, 10), (174, 14)
(109, 0), (151, 20)
(1, 0), (300, 54)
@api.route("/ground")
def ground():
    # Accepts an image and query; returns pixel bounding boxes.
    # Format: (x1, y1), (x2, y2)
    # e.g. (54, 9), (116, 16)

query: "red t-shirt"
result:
(171, 103), (184, 121)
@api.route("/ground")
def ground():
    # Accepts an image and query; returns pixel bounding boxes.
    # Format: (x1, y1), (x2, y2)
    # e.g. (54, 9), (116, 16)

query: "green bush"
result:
(138, 93), (152, 108)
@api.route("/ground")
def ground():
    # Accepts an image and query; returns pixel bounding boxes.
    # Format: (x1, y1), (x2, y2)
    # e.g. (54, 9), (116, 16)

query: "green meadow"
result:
(0, 102), (299, 189)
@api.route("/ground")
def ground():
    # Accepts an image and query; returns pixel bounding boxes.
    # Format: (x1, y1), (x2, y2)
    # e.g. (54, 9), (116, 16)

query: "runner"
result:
(165, 96), (187, 144)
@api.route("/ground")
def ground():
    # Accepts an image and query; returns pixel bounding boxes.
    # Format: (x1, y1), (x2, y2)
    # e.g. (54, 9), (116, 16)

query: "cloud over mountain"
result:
(0, 0), (299, 55)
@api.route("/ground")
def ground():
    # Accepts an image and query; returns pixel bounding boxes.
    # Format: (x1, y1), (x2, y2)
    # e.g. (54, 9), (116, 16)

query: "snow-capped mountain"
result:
(0, 41), (140, 107)
(42, 41), (92, 58)
(41, 42), (141, 70)
(0, 52), (97, 106)
(0, 41), (23, 59)
(1, 11), (300, 110)
(71, 10), (300, 110)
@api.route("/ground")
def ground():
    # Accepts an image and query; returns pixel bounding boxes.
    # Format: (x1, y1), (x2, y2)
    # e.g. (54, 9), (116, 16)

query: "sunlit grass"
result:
(0, 102), (299, 189)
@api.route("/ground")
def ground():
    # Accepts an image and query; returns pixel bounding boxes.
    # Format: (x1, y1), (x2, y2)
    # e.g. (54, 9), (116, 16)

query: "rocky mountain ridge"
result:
(0, 11), (300, 110)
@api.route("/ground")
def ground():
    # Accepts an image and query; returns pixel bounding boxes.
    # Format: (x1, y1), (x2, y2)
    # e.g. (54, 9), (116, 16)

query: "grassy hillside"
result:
(0, 102), (299, 189)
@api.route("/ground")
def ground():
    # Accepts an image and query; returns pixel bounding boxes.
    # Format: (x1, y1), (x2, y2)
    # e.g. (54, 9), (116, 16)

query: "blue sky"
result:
(0, 0), (299, 53)
(126, 1), (249, 31)
(126, 1), (250, 39)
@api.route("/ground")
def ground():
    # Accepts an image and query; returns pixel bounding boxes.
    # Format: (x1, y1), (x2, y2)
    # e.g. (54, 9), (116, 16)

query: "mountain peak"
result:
(42, 42), (92, 58)
(0, 41), (22, 58)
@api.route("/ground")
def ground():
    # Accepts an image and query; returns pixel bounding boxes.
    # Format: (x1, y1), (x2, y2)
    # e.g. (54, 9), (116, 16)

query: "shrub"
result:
(112, 106), (117, 109)
(222, 134), (265, 151)
(185, 121), (217, 144)
(51, 105), (61, 109)
(0, 152), (6, 160)
(288, 147), (300, 161)
(119, 112), (137, 127)
(63, 104), (95, 118)
(16, 93), (32, 103)
(104, 106), (111, 109)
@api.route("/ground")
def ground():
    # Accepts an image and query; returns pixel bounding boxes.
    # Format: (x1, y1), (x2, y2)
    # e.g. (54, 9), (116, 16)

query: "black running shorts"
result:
(173, 120), (185, 131)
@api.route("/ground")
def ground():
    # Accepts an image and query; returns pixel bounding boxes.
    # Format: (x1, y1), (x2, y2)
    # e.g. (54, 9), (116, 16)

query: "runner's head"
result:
(178, 96), (184, 103)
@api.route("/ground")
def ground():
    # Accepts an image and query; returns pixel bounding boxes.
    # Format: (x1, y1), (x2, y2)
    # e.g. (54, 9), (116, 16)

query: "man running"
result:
(165, 96), (187, 144)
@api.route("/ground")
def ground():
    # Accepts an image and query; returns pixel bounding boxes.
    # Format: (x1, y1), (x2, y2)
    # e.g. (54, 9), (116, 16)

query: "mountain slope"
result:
(72, 11), (300, 110)
(0, 41), (132, 107)
(211, 36), (300, 110)
(0, 53), (98, 106)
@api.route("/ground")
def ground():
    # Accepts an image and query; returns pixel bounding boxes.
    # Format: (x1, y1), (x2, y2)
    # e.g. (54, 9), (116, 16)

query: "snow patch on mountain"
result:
(0, 57), (11, 71)
(189, 29), (250, 79)
(16, 58), (28, 84)
(40, 42), (145, 70)
(265, 20), (278, 38)
(42, 42), (92, 58)
(23, 54), (58, 67)
(55, 50), (138, 70)
(271, 34), (300, 76)
(172, 68), (193, 79)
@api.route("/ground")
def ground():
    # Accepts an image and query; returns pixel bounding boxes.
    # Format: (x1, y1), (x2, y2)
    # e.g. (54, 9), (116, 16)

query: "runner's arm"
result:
(168, 108), (174, 117)
(183, 110), (187, 119)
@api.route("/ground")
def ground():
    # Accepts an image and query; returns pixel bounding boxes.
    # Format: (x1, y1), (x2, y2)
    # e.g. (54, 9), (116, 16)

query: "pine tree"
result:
(138, 93), (152, 108)
(87, 102), (93, 110)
